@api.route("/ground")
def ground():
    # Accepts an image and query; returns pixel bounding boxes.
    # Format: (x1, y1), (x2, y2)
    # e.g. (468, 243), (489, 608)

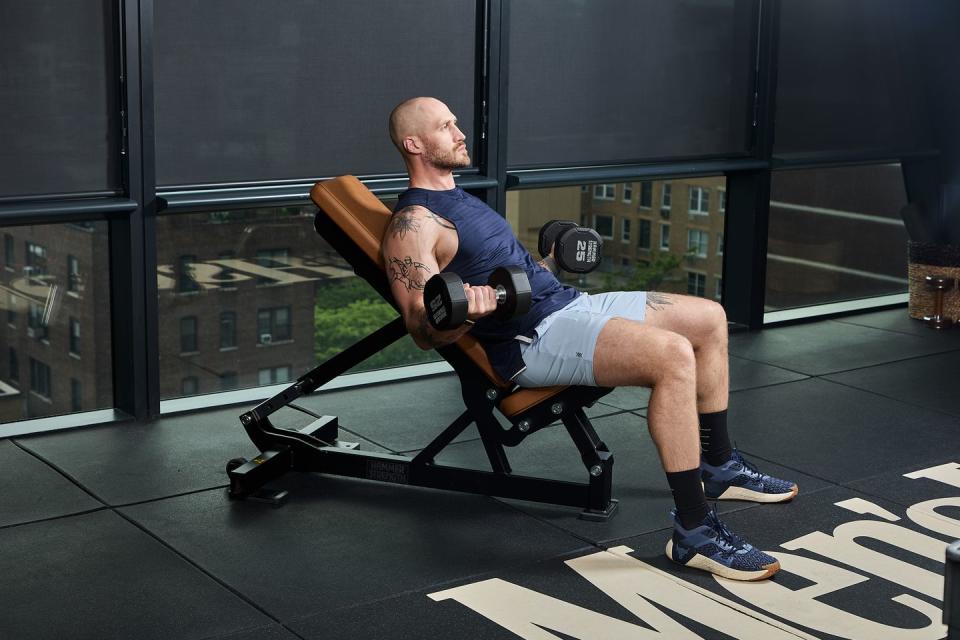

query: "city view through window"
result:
(0, 166), (909, 420)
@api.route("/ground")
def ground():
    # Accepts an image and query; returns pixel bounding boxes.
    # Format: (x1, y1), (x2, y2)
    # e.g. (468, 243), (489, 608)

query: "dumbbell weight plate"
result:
(538, 220), (578, 259)
(424, 272), (468, 330)
(488, 265), (532, 320)
(555, 227), (603, 273)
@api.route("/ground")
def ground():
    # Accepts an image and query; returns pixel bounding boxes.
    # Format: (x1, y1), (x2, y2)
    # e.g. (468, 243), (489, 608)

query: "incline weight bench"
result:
(226, 175), (619, 520)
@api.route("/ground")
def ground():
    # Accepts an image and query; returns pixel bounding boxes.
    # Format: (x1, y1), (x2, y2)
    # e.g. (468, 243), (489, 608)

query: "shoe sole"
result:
(709, 483), (799, 503)
(666, 540), (780, 581)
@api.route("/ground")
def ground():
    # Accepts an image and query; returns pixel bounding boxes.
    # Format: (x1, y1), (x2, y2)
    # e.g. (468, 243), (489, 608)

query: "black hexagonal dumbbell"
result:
(424, 266), (532, 330)
(538, 219), (603, 273)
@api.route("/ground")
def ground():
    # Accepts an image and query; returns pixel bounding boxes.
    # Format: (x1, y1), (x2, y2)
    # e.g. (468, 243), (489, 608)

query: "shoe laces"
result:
(706, 509), (746, 556)
(731, 447), (766, 481)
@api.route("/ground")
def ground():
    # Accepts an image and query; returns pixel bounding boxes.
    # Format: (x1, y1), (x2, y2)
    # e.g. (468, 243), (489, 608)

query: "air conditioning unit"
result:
(260, 333), (272, 344)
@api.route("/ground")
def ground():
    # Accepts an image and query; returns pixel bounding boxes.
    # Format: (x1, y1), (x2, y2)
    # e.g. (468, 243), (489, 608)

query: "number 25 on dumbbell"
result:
(538, 219), (603, 273)
(424, 266), (532, 330)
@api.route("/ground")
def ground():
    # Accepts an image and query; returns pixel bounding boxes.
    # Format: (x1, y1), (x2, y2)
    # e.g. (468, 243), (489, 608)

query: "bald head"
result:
(389, 97), (445, 155)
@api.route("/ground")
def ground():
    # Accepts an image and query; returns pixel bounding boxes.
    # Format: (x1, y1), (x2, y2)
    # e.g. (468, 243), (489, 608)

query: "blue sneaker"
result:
(701, 449), (798, 503)
(666, 509), (780, 581)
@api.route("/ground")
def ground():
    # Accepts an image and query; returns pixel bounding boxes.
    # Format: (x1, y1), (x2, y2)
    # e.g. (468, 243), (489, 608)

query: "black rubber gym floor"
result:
(2, 308), (958, 640)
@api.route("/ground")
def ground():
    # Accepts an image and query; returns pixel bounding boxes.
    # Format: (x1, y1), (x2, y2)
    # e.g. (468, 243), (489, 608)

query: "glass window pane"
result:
(0, 2), (121, 196)
(154, 0), (476, 186)
(765, 164), (909, 310)
(157, 205), (440, 400)
(0, 221), (113, 421)
(506, 177), (725, 298)
(508, 0), (754, 167)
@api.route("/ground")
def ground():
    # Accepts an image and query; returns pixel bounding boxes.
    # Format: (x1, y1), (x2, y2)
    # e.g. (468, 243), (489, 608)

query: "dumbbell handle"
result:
(494, 285), (507, 304)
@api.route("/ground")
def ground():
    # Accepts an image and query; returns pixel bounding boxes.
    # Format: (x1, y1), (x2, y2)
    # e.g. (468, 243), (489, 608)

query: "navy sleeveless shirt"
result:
(395, 186), (580, 381)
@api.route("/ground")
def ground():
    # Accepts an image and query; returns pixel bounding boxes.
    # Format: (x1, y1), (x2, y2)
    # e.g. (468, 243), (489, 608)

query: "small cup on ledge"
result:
(923, 275), (956, 330)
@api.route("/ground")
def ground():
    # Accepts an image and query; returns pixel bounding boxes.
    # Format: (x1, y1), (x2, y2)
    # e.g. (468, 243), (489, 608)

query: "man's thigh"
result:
(642, 292), (726, 347)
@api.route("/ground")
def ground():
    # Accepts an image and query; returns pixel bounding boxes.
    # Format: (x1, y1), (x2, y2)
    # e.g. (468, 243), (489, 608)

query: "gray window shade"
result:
(507, 0), (755, 169)
(0, 2), (120, 197)
(154, 1), (476, 187)
(774, 0), (933, 154)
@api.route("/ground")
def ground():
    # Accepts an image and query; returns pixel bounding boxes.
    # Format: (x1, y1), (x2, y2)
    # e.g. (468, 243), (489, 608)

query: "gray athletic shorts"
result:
(516, 291), (648, 388)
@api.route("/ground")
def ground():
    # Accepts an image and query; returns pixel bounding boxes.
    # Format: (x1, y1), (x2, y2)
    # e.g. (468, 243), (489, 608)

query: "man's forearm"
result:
(538, 255), (559, 276)
(409, 307), (473, 349)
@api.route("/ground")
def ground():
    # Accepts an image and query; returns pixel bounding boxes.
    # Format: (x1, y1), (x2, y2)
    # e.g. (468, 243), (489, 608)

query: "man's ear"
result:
(403, 136), (421, 155)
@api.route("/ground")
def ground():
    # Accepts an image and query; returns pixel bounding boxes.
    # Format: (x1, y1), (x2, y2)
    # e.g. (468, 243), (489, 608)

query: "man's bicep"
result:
(382, 208), (440, 316)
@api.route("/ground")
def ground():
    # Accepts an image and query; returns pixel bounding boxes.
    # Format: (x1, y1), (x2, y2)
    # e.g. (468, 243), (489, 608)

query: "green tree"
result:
(601, 252), (686, 292)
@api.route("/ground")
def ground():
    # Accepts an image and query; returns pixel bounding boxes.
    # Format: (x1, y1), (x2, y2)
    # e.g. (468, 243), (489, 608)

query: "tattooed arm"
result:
(382, 205), (495, 350)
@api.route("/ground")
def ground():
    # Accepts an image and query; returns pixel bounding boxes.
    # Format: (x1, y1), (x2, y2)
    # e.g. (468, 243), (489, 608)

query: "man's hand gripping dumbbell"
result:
(537, 220), (604, 274)
(424, 266), (533, 330)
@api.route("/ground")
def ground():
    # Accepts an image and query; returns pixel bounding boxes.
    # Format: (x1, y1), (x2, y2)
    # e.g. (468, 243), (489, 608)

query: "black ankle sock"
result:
(699, 409), (733, 466)
(666, 468), (709, 529)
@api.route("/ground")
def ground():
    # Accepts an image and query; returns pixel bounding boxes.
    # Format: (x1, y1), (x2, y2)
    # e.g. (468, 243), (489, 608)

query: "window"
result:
(257, 306), (292, 344)
(638, 219), (652, 250)
(593, 215), (614, 240)
(25, 242), (48, 279)
(659, 224), (670, 251)
(27, 303), (47, 340)
(219, 311), (237, 349)
(717, 233), (724, 256)
(178, 255), (199, 292)
(258, 365), (292, 386)
(689, 187), (710, 215)
(180, 316), (198, 353)
(661, 183), (672, 210)
(7, 293), (17, 325)
(69, 318), (81, 355)
(621, 218), (631, 243)
(220, 371), (238, 390)
(71, 379), (82, 411)
(9, 348), (18, 383)
(29, 358), (52, 400)
(592, 184), (615, 200)
(256, 248), (290, 285)
(719, 189), (726, 213)
(715, 277), (723, 300)
(4, 234), (13, 268)
(181, 376), (199, 395)
(67, 255), (81, 293)
(639, 181), (653, 208)
(687, 229), (709, 258)
(622, 183), (633, 203)
(687, 272), (706, 297)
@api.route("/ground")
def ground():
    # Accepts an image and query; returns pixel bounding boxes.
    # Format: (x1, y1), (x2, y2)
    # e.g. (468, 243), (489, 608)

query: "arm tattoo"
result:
(646, 292), (674, 311)
(388, 207), (422, 240)
(426, 210), (456, 230)
(387, 256), (431, 291)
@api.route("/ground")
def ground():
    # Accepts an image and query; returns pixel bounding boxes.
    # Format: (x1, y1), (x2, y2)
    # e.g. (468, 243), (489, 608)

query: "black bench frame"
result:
(226, 203), (619, 520)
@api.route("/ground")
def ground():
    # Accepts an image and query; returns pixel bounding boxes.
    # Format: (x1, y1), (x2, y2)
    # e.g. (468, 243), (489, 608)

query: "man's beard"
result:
(425, 143), (470, 170)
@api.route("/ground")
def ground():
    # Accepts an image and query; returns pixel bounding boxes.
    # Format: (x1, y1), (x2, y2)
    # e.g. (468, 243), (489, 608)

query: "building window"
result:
(257, 306), (292, 344)
(661, 183), (672, 210)
(687, 272), (706, 297)
(220, 311), (237, 349)
(71, 379), (82, 411)
(178, 255), (199, 292)
(687, 229), (709, 258)
(258, 365), (292, 385)
(689, 187), (710, 216)
(638, 220), (652, 250)
(659, 224), (670, 251)
(220, 371), (239, 390)
(29, 358), (52, 400)
(639, 181), (653, 208)
(67, 255), (81, 293)
(180, 316), (198, 353)
(717, 233), (724, 256)
(255, 248), (290, 285)
(25, 242), (48, 280)
(622, 183), (633, 203)
(27, 303), (47, 340)
(4, 234), (13, 268)
(181, 376), (199, 395)
(715, 277), (723, 300)
(9, 348), (18, 382)
(7, 293), (17, 325)
(719, 189), (726, 213)
(621, 219), (631, 243)
(593, 215), (614, 240)
(69, 318), (81, 355)
(592, 184), (615, 200)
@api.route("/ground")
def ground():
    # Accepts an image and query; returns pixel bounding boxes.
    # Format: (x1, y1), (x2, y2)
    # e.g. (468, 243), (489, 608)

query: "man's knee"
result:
(655, 333), (697, 383)
(697, 299), (727, 342)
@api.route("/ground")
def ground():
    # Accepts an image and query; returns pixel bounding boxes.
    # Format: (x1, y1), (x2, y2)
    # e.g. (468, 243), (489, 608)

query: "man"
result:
(382, 97), (797, 581)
